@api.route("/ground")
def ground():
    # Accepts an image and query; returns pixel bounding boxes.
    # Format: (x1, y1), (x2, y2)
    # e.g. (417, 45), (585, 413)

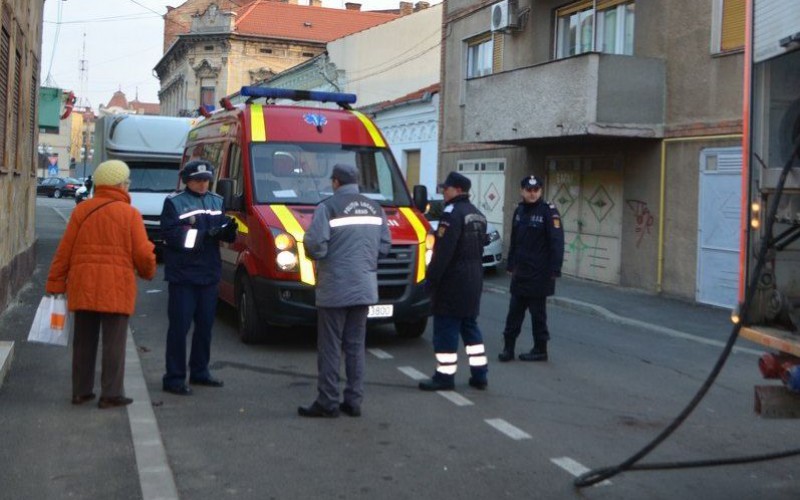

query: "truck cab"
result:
(93, 114), (195, 244)
(184, 88), (433, 342)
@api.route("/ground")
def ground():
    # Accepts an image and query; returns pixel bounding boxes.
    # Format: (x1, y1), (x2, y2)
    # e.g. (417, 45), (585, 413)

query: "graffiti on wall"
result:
(626, 199), (655, 248)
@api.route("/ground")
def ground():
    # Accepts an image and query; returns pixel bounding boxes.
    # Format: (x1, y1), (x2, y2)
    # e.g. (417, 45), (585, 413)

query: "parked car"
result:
(36, 177), (82, 198)
(424, 194), (503, 269)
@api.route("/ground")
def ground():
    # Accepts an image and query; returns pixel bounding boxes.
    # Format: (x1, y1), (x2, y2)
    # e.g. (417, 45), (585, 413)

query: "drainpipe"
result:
(657, 134), (742, 293)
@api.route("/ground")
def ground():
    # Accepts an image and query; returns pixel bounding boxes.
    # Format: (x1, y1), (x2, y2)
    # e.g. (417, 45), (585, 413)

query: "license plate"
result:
(368, 304), (394, 318)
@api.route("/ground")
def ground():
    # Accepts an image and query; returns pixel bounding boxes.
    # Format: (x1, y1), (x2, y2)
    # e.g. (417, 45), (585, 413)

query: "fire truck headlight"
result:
(425, 233), (435, 266)
(274, 232), (295, 251)
(276, 251), (298, 271)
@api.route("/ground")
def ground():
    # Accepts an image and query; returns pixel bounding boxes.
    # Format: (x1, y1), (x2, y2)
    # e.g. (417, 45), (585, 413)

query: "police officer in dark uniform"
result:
(160, 159), (237, 395)
(498, 175), (564, 362)
(419, 171), (489, 391)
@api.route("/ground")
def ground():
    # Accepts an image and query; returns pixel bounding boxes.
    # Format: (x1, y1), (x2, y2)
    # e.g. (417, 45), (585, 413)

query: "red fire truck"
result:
(184, 88), (434, 343)
(739, 0), (800, 390)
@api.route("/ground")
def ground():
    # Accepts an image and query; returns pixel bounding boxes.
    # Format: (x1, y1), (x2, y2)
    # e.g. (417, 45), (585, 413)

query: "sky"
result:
(41, 0), (440, 110)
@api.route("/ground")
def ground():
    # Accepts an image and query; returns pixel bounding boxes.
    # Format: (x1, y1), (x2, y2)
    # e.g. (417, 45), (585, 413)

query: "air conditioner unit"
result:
(491, 0), (518, 32)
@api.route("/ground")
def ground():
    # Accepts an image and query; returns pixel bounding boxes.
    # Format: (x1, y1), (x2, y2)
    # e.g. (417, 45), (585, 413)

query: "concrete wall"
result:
(328, 4), (441, 107)
(0, 0), (44, 314)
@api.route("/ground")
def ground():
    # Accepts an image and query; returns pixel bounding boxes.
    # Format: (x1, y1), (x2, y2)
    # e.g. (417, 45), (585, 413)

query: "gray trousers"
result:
(316, 306), (368, 410)
(72, 311), (129, 399)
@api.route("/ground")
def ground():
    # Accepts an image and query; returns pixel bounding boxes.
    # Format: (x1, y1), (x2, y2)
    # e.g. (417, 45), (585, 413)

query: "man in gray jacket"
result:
(298, 163), (391, 418)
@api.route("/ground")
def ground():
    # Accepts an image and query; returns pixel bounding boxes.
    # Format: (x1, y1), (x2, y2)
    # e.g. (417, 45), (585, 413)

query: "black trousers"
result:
(501, 294), (550, 344)
(72, 311), (129, 399)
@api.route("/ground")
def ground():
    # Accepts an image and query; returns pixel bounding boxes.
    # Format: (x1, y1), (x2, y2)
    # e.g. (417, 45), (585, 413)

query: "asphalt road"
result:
(4, 197), (798, 500)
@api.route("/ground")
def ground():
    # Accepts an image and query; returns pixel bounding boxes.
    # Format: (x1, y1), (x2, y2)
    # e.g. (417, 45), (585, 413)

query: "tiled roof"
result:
(106, 90), (128, 109)
(129, 100), (161, 116)
(362, 83), (439, 113)
(234, 1), (398, 42)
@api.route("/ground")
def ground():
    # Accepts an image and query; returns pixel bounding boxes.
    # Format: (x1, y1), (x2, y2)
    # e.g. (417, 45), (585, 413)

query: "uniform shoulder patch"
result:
(167, 190), (184, 199)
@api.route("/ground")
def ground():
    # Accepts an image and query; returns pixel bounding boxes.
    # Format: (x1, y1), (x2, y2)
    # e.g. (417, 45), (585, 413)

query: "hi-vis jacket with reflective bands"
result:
(304, 184), (391, 308)
(161, 189), (228, 285)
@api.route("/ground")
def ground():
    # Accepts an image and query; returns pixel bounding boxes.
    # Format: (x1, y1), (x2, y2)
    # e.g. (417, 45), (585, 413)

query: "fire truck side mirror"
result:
(412, 184), (428, 213)
(216, 178), (242, 211)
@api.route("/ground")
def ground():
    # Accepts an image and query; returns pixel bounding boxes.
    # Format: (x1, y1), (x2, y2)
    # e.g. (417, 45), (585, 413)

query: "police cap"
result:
(181, 159), (214, 182)
(330, 163), (358, 185)
(520, 175), (542, 190)
(438, 171), (471, 192)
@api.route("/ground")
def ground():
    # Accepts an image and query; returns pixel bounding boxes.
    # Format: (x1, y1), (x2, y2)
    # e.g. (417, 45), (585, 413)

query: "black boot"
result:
(518, 341), (548, 362)
(498, 336), (516, 362)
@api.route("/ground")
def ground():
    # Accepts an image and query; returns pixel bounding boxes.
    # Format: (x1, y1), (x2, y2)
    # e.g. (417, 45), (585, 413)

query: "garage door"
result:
(696, 147), (742, 308)
(547, 157), (623, 285)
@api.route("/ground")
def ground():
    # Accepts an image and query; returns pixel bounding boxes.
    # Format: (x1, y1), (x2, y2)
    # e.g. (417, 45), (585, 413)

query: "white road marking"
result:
(397, 366), (428, 381)
(437, 391), (474, 406)
(485, 418), (531, 440)
(124, 330), (179, 500)
(550, 457), (612, 486)
(368, 348), (393, 359)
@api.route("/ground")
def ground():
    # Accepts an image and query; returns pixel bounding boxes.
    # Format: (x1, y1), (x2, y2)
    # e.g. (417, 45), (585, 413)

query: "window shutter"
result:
(28, 62), (37, 175)
(721, 0), (745, 51)
(10, 46), (21, 171)
(0, 25), (9, 166)
(492, 32), (503, 73)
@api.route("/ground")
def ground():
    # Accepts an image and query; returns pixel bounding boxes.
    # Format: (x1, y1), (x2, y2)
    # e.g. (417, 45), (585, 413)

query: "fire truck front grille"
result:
(377, 244), (415, 302)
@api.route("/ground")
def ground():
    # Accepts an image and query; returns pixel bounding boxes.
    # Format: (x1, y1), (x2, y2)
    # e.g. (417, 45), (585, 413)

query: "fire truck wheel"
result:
(395, 318), (428, 338)
(237, 276), (263, 344)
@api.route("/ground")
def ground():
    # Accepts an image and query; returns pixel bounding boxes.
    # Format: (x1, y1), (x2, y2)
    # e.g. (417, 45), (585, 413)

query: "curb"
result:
(0, 341), (14, 388)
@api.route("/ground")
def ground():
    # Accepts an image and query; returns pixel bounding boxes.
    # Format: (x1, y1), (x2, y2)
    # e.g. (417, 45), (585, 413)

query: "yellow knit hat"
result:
(93, 160), (130, 186)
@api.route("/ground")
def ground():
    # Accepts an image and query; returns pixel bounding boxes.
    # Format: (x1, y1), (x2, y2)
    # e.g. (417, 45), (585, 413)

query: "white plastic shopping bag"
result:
(27, 295), (70, 347)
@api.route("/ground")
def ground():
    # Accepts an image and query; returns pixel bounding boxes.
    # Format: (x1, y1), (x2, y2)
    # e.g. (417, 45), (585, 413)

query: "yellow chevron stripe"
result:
(230, 214), (249, 235)
(250, 104), (266, 142)
(272, 205), (315, 285)
(350, 110), (386, 148)
(399, 207), (427, 283)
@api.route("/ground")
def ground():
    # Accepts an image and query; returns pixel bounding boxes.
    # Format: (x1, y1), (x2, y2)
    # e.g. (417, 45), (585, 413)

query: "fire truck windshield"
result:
(250, 142), (412, 206)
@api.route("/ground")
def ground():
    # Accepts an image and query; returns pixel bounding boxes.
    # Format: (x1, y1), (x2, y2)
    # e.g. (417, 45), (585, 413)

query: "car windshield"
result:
(126, 161), (181, 193)
(250, 143), (411, 206)
(65, 177), (81, 184)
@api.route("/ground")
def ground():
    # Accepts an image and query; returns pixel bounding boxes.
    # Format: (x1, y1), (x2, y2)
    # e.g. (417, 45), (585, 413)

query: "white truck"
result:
(93, 114), (195, 245)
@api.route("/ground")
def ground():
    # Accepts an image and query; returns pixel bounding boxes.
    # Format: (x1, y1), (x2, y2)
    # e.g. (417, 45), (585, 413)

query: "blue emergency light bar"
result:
(240, 87), (357, 105)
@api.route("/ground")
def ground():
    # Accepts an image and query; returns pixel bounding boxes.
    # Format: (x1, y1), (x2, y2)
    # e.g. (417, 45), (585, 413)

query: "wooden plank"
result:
(740, 326), (800, 357)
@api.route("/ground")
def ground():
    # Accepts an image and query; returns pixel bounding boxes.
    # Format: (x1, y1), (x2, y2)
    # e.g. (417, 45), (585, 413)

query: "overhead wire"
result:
(44, 0), (63, 84)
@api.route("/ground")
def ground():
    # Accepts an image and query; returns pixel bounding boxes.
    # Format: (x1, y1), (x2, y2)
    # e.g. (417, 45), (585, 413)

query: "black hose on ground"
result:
(575, 136), (800, 488)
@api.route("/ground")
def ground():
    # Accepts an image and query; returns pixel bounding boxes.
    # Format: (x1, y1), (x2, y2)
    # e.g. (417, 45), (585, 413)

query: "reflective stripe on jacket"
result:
(304, 184), (391, 308)
(160, 189), (227, 285)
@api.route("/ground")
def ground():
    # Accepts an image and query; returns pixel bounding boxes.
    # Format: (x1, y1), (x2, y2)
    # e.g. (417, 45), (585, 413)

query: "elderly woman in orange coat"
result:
(46, 160), (156, 409)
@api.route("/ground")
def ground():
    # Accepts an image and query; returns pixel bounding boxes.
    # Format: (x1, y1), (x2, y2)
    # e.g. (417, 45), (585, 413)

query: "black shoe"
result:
(298, 402), (340, 418)
(71, 393), (96, 405)
(498, 349), (514, 362)
(518, 350), (548, 362)
(189, 376), (224, 387)
(468, 378), (488, 390)
(339, 402), (362, 417)
(163, 384), (193, 396)
(98, 396), (133, 409)
(418, 378), (455, 391)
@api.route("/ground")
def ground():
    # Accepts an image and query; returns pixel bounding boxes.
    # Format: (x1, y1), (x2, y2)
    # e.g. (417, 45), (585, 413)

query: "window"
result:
(28, 61), (37, 175)
(10, 38), (21, 171)
(200, 85), (215, 110)
(466, 35), (494, 78)
(555, 0), (635, 59)
(711, 0), (745, 53)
